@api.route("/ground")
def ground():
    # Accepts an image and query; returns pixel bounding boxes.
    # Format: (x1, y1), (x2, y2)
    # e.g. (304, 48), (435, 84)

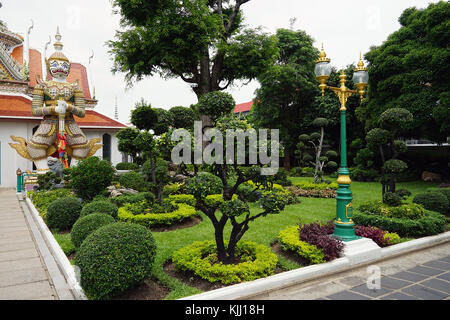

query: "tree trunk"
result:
(379, 145), (386, 197)
(283, 149), (291, 171)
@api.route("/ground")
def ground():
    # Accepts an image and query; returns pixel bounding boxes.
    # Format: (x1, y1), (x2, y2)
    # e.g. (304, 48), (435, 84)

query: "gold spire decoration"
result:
(316, 43), (331, 63)
(354, 52), (367, 72)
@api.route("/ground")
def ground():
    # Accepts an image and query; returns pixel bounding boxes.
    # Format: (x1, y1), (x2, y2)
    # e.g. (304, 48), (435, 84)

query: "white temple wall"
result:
(0, 120), (38, 188)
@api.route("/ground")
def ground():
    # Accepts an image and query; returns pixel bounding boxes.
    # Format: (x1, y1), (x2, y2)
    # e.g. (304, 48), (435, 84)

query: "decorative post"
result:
(16, 168), (22, 193)
(314, 45), (369, 241)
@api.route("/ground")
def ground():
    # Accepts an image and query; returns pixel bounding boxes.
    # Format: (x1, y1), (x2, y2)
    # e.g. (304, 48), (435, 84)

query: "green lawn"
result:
(151, 177), (440, 299)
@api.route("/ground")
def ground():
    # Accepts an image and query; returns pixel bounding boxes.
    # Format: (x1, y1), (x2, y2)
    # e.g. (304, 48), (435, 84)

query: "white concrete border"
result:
(24, 194), (87, 300)
(181, 231), (450, 300)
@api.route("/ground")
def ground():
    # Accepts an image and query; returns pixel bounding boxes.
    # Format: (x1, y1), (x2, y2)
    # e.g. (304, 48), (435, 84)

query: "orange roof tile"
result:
(0, 94), (125, 128)
(234, 101), (253, 113)
(11, 46), (23, 65)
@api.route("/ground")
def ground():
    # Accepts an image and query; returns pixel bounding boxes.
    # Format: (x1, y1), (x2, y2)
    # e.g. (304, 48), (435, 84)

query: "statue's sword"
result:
(57, 100), (69, 168)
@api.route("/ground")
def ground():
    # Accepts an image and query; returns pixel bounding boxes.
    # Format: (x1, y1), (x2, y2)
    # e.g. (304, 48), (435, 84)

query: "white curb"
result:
(24, 195), (87, 300)
(181, 231), (450, 300)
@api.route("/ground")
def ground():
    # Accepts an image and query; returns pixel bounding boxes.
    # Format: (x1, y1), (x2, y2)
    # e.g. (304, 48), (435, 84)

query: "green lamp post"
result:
(314, 45), (369, 241)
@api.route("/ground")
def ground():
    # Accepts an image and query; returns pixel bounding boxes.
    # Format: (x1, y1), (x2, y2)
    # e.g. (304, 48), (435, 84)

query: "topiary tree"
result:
(295, 118), (337, 183)
(143, 158), (171, 203)
(365, 108), (413, 199)
(181, 113), (287, 265)
(75, 222), (157, 300)
(46, 196), (83, 230)
(70, 157), (115, 201)
(116, 127), (141, 163)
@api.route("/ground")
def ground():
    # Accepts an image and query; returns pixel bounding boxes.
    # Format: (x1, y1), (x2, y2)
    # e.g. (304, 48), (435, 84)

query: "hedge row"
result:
(352, 210), (446, 237)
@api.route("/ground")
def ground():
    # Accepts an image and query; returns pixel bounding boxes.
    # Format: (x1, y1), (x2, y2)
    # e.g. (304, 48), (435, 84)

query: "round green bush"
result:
(172, 240), (277, 284)
(119, 171), (146, 192)
(80, 200), (118, 219)
(70, 156), (115, 200)
(413, 192), (449, 214)
(71, 213), (115, 248)
(75, 222), (157, 300)
(46, 196), (82, 230)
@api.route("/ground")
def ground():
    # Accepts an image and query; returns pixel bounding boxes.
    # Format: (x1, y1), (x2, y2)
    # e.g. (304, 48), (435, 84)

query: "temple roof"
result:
(0, 94), (126, 129)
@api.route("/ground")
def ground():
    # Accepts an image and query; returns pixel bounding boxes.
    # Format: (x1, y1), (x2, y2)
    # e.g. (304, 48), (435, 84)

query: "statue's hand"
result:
(55, 100), (68, 115)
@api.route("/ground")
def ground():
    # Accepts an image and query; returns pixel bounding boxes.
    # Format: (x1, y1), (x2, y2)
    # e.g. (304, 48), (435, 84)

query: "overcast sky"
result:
(1, 0), (440, 123)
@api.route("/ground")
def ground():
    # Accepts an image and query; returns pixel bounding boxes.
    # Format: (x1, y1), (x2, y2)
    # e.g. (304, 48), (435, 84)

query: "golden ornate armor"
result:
(10, 27), (101, 172)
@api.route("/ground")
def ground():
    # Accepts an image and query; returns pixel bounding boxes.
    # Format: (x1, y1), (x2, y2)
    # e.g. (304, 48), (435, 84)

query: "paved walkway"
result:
(251, 242), (450, 300)
(0, 188), (72, 300)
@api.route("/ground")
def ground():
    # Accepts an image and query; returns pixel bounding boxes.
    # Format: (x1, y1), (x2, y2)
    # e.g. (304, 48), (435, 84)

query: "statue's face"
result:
(49, 59), (70, 80)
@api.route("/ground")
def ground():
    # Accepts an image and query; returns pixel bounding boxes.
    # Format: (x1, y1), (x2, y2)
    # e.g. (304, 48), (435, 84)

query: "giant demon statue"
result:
(10, 28), (101, 171)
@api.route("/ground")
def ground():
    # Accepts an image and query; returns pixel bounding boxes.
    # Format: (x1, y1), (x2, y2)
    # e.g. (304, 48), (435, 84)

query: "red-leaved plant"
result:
(299, 221), (344, 261)
(354, 225), (389, 247)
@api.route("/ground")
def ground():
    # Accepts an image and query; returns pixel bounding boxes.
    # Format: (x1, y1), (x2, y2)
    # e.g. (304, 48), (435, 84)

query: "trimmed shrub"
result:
(75, 222), (157, 300)
(172, 240), (277, 284)
(293, 181), (338, 191)
(71, 213), (115, 248)
(109, 192), (155, 207)
(353, 210), (446, 237)
(29, 189), (73, 218)
(426, 188), (450, 203)
(118, 203), (198, 228)
(70, 156), (115, 201)
(358, 200), (424, 220)
(46, 196), (82, 230)
(80, 200), (118, 219)
(168, 194), (196, 206)
(115, 162), (139, 170)
(413, 192), (449, 214)
(119, 171), (147, 192)
(277, 226), (325, 264)
(383, 192), (402, 207)
(163, 182), (185, 196)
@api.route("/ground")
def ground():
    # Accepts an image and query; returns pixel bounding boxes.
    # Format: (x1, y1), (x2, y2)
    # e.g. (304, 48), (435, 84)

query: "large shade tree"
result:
(363, 1), (450, 142)
(108, 0), (279, 98)
(251, 28), (318, 170)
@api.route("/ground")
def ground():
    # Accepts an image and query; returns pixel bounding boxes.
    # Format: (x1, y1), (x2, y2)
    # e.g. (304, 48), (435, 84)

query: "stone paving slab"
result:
(0, 268), (48, 287)
(324, 255), (450, 300)
(0, 188), (60, 300)
(0, 248), (39, 262)
(249, 242), (450, 300)
(0, 281), (55, 300)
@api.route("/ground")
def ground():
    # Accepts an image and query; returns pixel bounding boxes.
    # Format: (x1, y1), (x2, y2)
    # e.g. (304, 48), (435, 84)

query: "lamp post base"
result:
(333, 221), (361, 242)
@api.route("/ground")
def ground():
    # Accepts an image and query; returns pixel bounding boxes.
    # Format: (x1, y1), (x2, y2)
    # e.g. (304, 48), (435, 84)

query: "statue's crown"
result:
(48, 27), (69, 63)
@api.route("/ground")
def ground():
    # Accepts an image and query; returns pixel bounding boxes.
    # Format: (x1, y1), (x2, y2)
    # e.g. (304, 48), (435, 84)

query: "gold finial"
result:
(316, 43), (330, 63)
(355, 52), (367, 71)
